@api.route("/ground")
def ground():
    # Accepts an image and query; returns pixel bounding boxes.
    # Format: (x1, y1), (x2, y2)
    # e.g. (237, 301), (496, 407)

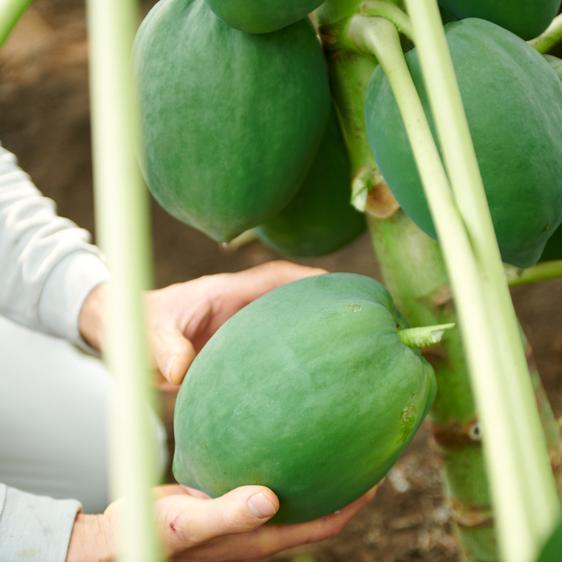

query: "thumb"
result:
(152, 328), (197, 385)
(160, 486), (279, 552)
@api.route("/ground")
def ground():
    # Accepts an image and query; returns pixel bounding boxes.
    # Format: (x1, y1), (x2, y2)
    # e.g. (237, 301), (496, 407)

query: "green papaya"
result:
(438, 0), (561, 39)
(135, 0), (330, 242)
(206, 0), (324, 34)
(365, 18), (562, 268)
(546, 54), (562, 81)
(256, 111), (365, 257)
(173, 273), (436, 523)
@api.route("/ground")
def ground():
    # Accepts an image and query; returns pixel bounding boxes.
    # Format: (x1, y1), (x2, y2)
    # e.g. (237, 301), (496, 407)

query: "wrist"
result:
(78, 283), (107, 351)
(66, 513), (114, 562)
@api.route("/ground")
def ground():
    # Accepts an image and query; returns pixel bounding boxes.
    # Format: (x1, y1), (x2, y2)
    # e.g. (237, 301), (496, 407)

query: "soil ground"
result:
(1, 3), (561, 561)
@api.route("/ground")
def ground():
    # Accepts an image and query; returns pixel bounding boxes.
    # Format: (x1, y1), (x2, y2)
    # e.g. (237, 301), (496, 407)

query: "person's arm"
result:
(0, 142), (109, 345)
(0, 484), (81, 562)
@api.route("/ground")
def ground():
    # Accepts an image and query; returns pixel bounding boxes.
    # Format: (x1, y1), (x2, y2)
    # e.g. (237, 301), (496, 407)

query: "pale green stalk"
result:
(359, 1), (413, 41)
(403, 3), (558, 549)
(530, 14), (562, 53)
(0, 0), (32, 46)
(86, 1), (163, 561)
(347, 14), (558, 561)
(507, 261), (562, 287)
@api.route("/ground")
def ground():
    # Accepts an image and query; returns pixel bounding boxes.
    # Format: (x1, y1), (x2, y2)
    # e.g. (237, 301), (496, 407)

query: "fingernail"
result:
(247, 493), (277, 519)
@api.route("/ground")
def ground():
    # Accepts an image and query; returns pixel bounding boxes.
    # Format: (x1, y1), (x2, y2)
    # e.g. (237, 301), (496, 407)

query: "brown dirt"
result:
(1, 3), (561, 561)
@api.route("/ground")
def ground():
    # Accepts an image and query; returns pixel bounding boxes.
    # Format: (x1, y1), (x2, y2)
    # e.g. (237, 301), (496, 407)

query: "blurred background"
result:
(1, 1), (561, 560)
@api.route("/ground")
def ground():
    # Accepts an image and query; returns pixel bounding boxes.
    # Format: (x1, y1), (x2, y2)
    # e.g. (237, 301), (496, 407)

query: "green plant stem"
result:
(318, 3), (562, 559)
(86, 1), (163, 561)
(507, 261), (562, 287)
(0, 0), (32, 46)
(530, 14), (562, 54)
(359, 1), (413, 41)
(347, 13), (558, 561)
(402, 4), (559, 548)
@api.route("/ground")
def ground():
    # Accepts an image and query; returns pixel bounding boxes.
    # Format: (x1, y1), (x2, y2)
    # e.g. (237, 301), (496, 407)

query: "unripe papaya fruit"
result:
(256, 111), (365, 257)
(173, 273), (436, 523)
(135, 0), (330, 242)
(365, 19), (562, 268)
(546, 54), (562, 81)
(438, 0), (561, 40)
(206, 0), (324, 34)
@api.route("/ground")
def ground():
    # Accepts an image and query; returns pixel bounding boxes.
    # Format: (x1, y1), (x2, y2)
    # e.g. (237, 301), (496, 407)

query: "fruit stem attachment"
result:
(346, 10), (559, 562)
(399, 323), (455, 349)
(529, 14), (562, 54)
(507, 260), (562, 287)
(0, 0), (32, 47)
(359, 1), (414, 41)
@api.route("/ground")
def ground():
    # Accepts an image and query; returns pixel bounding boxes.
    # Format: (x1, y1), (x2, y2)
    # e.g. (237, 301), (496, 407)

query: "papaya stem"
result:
(399, 323), (455, 349)
(359, 1), (414, 41)
(346, 11), (558, 562)
(507, 261), (562, 287)
(400, 6), (560, 553)
(0, 0), (33, 47)
(529, 14), (562, 54)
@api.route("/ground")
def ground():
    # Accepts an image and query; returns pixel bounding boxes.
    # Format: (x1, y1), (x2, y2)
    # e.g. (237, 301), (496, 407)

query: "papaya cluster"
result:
(366, 13), (562, 267)
(134, 0), (364, 257)
(136, 0), (562, 526)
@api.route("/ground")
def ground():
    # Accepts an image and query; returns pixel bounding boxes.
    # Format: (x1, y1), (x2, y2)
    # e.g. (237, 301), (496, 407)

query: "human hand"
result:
(67, 484), (379, 562)
(79, 261), (325, 386)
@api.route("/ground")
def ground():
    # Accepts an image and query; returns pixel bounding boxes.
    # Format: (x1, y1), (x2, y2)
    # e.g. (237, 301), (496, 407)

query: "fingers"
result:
(151, 327), (197, 385)
(229, 261), (326, 304)
(158, 486), (279, 555)
(188, 486), (379, 561)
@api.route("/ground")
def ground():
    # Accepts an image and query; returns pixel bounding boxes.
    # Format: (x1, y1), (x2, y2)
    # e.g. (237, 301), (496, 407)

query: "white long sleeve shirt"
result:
(0, 142), (109, 343)
(0, 142), (110, 561)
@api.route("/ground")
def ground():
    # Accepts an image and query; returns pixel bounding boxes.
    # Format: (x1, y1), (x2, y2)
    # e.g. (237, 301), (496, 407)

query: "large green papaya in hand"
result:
(173, 273), (436, 523)
(365, 19), (562, 268)
(438, 0), (561, 39)
(256, 111), (365, 257)
(135, 0), (330, 242)
(206, 0), (324, 34)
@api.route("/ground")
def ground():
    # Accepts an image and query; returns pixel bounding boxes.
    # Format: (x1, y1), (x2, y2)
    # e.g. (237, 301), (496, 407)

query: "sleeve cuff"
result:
(0, 484), (82, 562)
(37, 251), (110, 350)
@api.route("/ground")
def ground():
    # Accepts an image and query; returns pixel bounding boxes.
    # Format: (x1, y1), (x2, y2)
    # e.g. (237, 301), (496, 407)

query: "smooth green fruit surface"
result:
(366, 18), (562, 268)
(438, 0), (561, 39)
(256, 112), (365, 257)
(206, 0), (324, 33)
(135, 0), (330, 242)
(546, 54), (562, 81)
(173, 273), (436, 523)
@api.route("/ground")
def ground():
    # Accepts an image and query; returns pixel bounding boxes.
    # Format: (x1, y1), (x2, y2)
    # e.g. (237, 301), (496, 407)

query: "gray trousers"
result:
(0, 315), (168, 514)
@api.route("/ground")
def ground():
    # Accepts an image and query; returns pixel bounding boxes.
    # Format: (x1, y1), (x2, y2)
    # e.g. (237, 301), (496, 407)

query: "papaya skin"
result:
(135, 0), (330, 242)
(438, 0), (561, 40)
(206, 0), (324, 34)
(256, 111), (365, 257)
(173, 273), (436, 524)
(365, 18), (562, 268)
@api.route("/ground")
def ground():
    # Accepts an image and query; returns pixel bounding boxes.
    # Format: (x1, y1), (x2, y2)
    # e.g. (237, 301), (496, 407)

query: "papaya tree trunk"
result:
(317, 4), (562, 560)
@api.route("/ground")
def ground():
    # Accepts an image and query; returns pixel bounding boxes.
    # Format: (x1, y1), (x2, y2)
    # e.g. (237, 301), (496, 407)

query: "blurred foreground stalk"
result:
(0, 0), (33, 46)
(87, 1), (163, 561)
